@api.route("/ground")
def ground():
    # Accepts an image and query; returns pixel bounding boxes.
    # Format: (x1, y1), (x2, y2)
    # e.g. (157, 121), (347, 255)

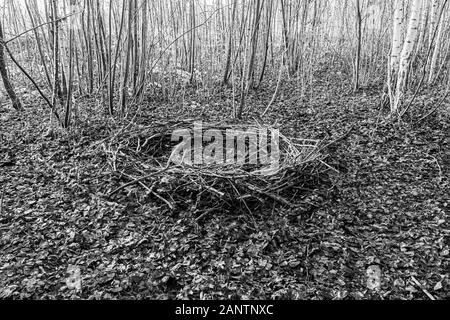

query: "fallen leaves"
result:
(0, 81), (449, 300)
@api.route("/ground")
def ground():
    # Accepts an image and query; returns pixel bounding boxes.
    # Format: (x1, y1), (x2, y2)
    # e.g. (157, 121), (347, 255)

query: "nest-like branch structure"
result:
(105, 120), (331, 215)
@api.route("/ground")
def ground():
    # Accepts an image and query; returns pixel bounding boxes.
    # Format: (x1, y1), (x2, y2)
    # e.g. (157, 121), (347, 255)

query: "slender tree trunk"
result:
(393, 0), (422, 113)
(246, 0), (262, 90)
(390, 0), (404, 76)
(107, 0), (113, 115)
(120, 0), (133, 114)
(414, 0), (429, 60)
(429, 0), (440, 43)
(110, 0), (127, 116)
(258, 0), (274, 87)
(131, 0), (139, 94)
(429, 1), (447, 84)
(354, 0), (362, 91)
(51, 0), (61, 116)
(64, 0), (75, 128)
(223, 0), (238, 86)
(189, 0), (196, 84)
(0, 21), (23, 111)
(25, 0), (52, 89)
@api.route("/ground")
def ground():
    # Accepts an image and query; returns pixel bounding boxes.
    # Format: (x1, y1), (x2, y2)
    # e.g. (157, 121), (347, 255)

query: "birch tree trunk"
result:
(415, 0), (429, 58)
(390, 0), (404, 76)
(428, 1), (447, 84)
(392, 0), (422, 113)
(429, 0), (440, 43)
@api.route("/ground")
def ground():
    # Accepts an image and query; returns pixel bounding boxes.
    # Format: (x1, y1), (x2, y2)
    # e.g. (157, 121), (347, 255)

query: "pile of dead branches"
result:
(105, 119), (331, 215)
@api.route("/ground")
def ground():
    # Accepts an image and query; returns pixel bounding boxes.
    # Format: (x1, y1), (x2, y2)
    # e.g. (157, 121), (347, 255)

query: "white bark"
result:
(429, 0), (441, 42)
(415, 0), (429, 56)
(429, 4), (447, 84)
(393, 0), (423, 113)
(391, 0), (404, 75)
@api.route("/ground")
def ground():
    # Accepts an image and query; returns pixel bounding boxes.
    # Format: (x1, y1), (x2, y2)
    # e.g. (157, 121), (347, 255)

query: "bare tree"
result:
(354, 0), (362, 91)
(0, 20), (23, 111)
(392, 0), (422, 113)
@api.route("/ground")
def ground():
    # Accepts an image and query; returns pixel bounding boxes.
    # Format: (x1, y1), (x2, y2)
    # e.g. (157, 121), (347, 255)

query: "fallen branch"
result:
(319, 126), (355, 151)
(108, 164), (171, 198)
(411, 276), (436, 301)
(0, 185), (4, 216)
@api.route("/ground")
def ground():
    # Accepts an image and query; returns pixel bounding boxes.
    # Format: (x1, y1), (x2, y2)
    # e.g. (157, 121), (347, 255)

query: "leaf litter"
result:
(0, 78), (449, 299)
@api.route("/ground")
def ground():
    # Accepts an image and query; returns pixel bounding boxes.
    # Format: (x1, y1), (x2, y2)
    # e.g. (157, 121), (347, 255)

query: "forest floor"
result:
(0, 75), (449, 299)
